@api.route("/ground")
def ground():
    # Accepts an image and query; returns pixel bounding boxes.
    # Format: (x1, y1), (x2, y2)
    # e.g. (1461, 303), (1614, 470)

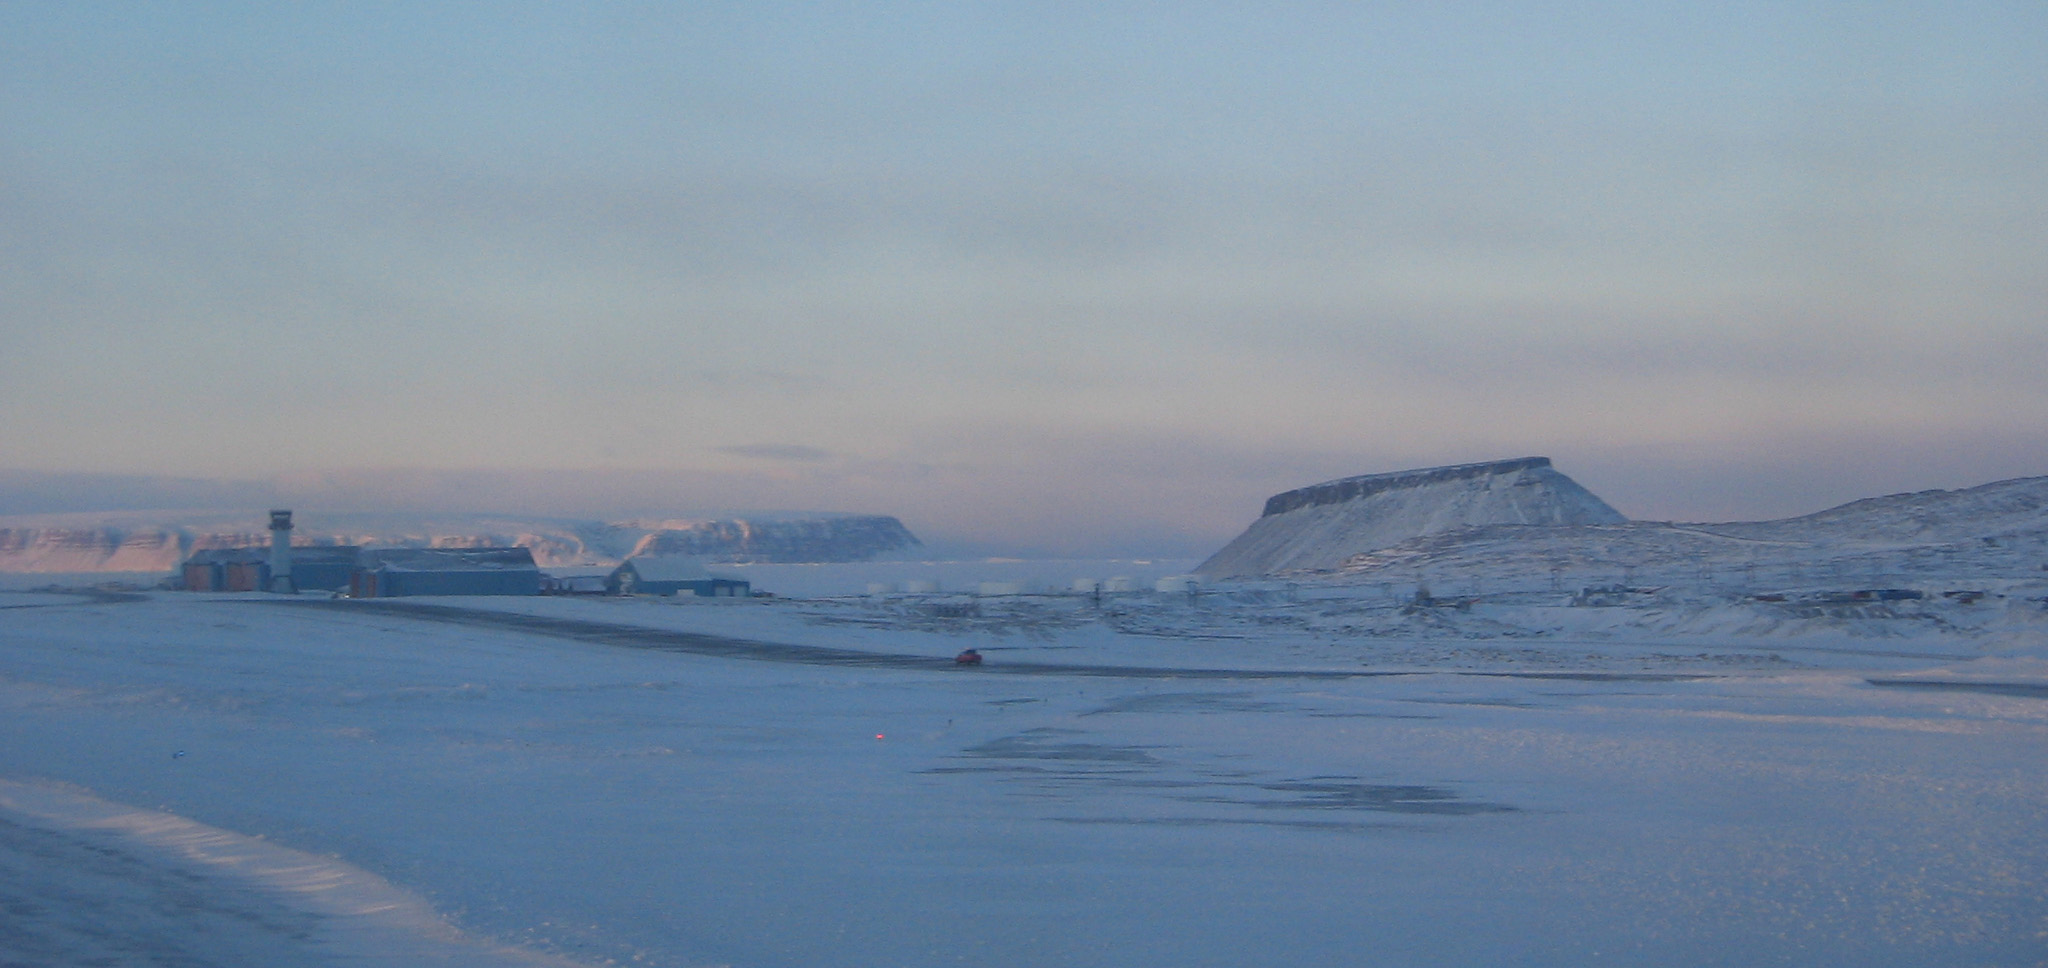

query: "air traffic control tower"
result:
(268, 509), (294, 593)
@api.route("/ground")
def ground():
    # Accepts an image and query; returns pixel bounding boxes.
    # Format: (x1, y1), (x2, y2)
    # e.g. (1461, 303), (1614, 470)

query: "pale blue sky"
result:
(3, 2), (2044, 554)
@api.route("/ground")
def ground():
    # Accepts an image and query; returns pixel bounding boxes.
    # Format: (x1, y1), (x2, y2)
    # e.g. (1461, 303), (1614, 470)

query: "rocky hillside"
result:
(0, 511), (921, 572)
(1197, 458), (1626, 579)
(1329, 473), (2048, 593)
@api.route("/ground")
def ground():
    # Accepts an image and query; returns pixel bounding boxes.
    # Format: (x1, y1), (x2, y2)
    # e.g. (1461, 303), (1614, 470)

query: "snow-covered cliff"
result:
(1196, 458), (1627, 579)
(606, 514), (922, 563)
(0, 511), (921, 572)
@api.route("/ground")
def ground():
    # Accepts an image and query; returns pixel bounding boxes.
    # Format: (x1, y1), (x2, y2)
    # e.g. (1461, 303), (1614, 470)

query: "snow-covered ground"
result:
(4, 571), (2045, 967)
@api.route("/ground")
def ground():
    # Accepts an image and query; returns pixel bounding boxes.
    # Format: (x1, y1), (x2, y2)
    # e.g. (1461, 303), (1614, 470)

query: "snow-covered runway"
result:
(3, 590), (2043, 966)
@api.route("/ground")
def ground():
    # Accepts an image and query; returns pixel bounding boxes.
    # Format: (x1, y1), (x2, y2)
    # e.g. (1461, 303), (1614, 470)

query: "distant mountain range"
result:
(0, 511), (921, 572)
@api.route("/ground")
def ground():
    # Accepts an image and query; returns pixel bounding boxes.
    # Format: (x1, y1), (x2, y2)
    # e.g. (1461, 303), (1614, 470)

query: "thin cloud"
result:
(716, 444), (834, 463)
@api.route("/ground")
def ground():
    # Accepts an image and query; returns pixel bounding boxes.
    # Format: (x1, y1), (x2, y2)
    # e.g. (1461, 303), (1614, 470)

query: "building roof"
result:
(361, 547), (537, 572)
(184, 545), (361, 565)
(618, 555), (711, 582)
(539, 565), (617, 579)
(184, 548), (268, 565)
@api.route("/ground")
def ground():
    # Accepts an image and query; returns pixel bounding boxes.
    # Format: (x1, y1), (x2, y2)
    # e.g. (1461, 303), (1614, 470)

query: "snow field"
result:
(2, 590), (2044, 967)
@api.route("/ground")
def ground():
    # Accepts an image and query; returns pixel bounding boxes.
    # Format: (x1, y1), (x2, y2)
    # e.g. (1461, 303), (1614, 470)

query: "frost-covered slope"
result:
(0, 511), (921, 572)
(1710, 474), (2048, 547)
(1197, 458), (1626, 579)
(1329, 473), (2048, 596)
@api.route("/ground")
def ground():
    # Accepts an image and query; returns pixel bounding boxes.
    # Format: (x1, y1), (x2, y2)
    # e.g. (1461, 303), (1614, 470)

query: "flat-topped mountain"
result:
(1196, 458), (1627, 579)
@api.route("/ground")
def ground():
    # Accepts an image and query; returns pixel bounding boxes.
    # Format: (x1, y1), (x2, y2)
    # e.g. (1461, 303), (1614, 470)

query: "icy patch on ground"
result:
(0, 777), (592, 968)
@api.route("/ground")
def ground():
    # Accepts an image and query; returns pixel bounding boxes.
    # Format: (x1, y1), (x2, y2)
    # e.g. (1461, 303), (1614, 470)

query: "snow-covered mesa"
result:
(1186, 458), (2048, 648)
(1197, 457), (1626, 578)
(1202, 456), (2048, 588)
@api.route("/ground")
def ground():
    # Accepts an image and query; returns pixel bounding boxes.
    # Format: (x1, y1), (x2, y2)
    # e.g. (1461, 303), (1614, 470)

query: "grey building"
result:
(607, 555), (750, 597)
(351, 547), (540, 598)
(181, 548), (269, 592)
(278, 545), (361, 592)
(179, 545), (360, 592)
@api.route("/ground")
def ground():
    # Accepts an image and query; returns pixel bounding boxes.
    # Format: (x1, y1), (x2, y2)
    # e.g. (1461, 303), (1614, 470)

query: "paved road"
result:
(0, 589), (150, 609)
(1866, 678), (2048, 699)
(267, 598), (1711, 684)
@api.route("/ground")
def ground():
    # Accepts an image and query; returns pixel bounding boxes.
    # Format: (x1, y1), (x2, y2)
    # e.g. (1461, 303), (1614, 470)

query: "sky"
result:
(3, 2), (2044, 556)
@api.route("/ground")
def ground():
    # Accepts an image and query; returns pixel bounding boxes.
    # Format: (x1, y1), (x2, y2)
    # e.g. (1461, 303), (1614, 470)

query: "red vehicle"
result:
(954, 648), (983, 666)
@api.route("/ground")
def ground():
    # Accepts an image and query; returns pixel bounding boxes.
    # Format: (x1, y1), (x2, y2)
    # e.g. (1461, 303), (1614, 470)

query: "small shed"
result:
(351, 547), (540, 598)
(608, 555), (750, 598)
